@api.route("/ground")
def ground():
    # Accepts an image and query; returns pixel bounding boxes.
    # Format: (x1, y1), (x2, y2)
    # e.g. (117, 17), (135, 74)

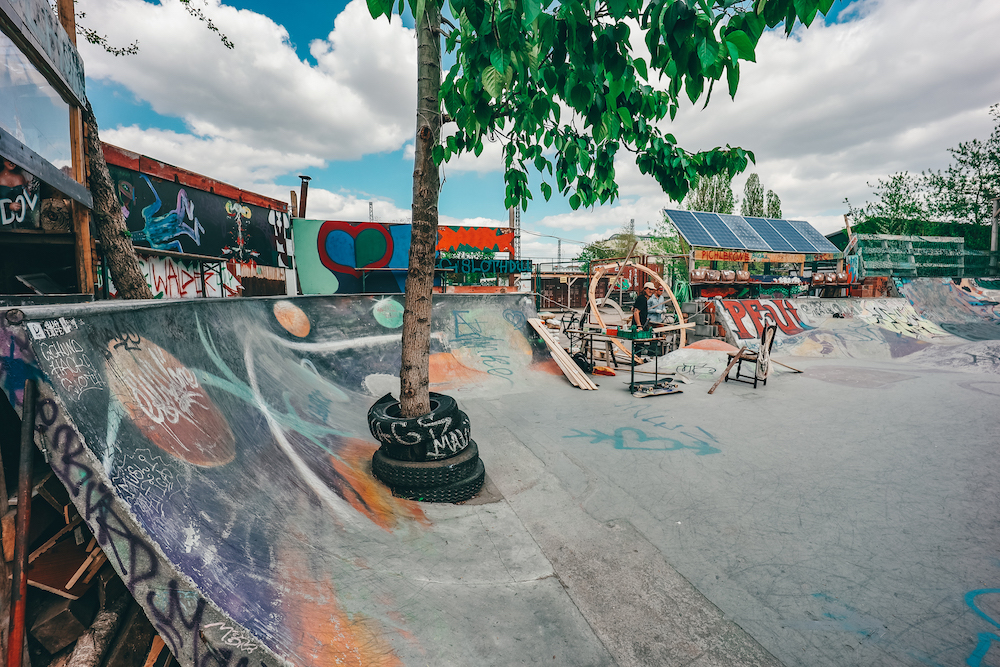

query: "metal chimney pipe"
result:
(298, 175), (312, 219)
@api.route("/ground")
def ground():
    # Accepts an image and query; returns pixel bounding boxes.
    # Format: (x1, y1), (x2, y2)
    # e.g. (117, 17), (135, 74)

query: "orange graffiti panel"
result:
(436, 227), (515, 254)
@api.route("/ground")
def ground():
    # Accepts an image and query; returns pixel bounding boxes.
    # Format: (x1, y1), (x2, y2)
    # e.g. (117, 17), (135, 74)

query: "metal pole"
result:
(991, 198), (999, 276)
(8, 380), (37, 667)
(298, 175), (312, 219)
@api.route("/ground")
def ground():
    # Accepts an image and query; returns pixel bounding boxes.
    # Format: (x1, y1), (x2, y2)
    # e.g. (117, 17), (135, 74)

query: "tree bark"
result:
(81, 101), (153, 300)
(399, 0), (442, 418)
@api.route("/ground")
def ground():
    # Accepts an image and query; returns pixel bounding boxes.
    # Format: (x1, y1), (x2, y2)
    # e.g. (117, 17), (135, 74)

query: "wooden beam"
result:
(708, 348), (748, 395)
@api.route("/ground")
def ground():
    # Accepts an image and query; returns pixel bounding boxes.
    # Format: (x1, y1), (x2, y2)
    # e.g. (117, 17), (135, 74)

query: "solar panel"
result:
(692, 212), (744, 249)
(663, 209), (839, 255)
(664, 210), (717, 247)
(766, 218), (817, 253)
(718, 214), (770, 251)
(787, 220), (842, 254)
(744, 217), (796, 252)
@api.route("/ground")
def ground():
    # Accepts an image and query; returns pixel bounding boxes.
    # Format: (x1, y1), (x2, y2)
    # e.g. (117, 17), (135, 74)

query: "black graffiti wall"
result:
(108, 165), (292, 268)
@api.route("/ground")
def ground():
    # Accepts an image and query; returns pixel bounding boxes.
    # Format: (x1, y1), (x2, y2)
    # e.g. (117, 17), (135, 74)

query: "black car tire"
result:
(368, 392), (461, 459)
(389, 459), (486, 504)
(372, 440), (480, 488)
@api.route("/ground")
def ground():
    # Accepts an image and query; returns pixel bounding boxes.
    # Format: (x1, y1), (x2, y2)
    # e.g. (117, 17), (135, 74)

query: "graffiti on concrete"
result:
(564, 423), (721, 456)
(295, 220), (518, 294)
(720, 299), (809, 339)
(1, 293), (550, 666)
(100, 254), (243, 299)
(965, 589), (1000, 666)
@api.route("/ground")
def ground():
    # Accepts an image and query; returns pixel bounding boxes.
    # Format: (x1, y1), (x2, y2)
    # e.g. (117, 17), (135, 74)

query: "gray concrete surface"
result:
(468, 350), (1000, 666)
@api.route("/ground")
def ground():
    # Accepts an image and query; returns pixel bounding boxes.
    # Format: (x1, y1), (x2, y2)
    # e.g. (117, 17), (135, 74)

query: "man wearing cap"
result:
(631, 282), (656, 329)
(647, 284), (668, 325)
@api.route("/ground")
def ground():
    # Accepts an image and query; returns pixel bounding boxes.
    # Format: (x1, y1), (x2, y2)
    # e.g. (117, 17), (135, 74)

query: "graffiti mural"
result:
(108, 163), (290, 268)
(294, 220), (519, 294)
(0, 155), (41, 230)
(0, 294), (572, 666)
(715, 297), (960, 359)
(896, 277), (1000, 341)
(100, 255), (243, 299)
(719, 299), (810, 339)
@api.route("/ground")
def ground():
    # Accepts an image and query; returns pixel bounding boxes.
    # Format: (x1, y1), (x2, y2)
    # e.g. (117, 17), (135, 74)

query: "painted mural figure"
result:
(0, 158), (39, 229)
(222, 201), (260, 263)
(134, 175), (204, 252)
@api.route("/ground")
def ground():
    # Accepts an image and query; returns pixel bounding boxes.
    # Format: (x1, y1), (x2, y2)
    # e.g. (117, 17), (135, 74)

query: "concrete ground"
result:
(463, 350), (1000, 667)
(8, 294), (999, 666)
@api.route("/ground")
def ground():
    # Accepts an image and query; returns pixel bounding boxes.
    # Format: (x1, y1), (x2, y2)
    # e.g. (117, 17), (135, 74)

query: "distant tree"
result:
(741, 173), (764, 216)
(848, 104), (1000, 229)
(685, 174), (736, 214)
(925, 103), (1000, 225)
(765, 189), (781, 219)
(612, 219), (638, 256)
(844, 171), (931, 232)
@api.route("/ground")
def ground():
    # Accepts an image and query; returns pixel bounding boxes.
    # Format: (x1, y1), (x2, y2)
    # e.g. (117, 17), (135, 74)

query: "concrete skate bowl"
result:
(0, 294), (591, 667)
(714, 297), (965, 359)
(895, 277), (1000, 341)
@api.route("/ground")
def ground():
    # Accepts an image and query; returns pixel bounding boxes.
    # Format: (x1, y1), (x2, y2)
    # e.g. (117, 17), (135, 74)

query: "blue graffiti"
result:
(134, 175), (205, 252)
(965, 589), (1000, 666)
(564, 426), (721, 455)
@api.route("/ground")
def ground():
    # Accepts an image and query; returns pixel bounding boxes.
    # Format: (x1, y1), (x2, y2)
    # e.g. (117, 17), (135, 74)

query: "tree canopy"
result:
(370, 0), (835, 212)
(685, 173), (735, 213)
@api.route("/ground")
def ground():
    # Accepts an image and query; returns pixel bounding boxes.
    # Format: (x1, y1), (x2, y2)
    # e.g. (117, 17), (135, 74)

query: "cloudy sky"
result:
(79, 0), (1000, 262)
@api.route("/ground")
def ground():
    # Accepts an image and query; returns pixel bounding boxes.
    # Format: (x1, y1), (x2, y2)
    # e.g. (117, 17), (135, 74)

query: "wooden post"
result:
(7, 380), (37, 667)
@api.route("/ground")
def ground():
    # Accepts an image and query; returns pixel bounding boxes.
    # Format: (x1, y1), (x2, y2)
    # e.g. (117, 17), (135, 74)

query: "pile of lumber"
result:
(528, 318), (598, 390)
(0, 408), (174, 667)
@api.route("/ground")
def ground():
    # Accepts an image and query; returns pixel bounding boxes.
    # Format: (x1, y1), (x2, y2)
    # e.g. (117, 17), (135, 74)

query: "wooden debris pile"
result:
(0, 390), (176, 667)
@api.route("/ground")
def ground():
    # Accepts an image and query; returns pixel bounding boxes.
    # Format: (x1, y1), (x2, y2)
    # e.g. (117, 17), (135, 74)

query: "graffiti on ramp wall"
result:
(1, 294), (562, 666)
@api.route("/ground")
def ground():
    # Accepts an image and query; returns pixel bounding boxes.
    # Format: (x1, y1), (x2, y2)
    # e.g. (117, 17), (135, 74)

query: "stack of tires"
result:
(367, 392), (485, 503)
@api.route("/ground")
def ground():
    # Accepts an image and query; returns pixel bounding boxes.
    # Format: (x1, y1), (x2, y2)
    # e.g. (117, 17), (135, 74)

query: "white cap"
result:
(643, 282), (655, 290)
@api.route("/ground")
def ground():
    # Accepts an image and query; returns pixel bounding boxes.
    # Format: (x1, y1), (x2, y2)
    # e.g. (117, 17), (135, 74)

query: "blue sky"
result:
(80, 0), (1000, 261)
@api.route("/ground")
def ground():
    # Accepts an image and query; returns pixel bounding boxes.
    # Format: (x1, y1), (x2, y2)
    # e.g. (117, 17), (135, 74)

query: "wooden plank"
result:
(65, 541), (100, 590)
(142, 637), (166, 667)
(28, 515), (82, 563)
(529, 319), (597, 389)
(708, 348), (748, 395)
(81, 551), (107, 585)
(26, 537), (93, 600)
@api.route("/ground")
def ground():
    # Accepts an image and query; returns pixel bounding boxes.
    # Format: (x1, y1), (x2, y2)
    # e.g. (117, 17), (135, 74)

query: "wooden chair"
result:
(725, 324), (777, 388)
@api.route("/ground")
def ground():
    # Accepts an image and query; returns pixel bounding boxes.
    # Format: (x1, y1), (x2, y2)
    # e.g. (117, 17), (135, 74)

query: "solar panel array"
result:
(664, 209), (841, 254)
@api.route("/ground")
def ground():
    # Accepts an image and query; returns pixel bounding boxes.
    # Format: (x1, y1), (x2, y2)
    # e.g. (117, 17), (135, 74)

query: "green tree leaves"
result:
(378, 0), (831, 214)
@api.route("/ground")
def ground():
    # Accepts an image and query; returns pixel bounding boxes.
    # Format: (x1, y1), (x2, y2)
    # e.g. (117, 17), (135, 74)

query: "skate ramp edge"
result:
(0, 294), (610, 667)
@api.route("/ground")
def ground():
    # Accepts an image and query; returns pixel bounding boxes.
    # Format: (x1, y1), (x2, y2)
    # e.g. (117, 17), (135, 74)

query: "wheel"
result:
(375, 408), (471, 462)
(372, 441), (480, 488)
(389, 459), (486, 504)
(367, 392), (461, 459)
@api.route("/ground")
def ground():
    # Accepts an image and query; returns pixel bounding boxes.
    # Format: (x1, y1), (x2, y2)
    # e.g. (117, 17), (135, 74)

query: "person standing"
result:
(647, 285), (667, 325)
(631, 282), (655, 328)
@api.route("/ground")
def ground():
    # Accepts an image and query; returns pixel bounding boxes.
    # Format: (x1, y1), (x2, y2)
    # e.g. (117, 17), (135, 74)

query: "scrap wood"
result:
(65, 540), (101, 590)
(81, 551), (108, 586)
(142, 637), (166, 667)
(528, 319), (598, 390)
(29, 515), (83, 563)
(708, 347), (749, 395)
(772, 359), (803, 373)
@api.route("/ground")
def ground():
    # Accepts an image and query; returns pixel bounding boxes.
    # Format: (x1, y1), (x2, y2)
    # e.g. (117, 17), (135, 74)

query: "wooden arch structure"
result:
(587, 261), (687, 357)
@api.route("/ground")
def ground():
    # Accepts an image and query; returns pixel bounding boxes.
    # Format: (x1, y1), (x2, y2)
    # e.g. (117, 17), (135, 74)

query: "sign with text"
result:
(437, 258), (532, 274)
(694, 249), (807, 263)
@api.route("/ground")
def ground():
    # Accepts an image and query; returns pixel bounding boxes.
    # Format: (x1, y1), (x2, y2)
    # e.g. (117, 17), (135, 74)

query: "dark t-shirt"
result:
(633, 294), (649, 327)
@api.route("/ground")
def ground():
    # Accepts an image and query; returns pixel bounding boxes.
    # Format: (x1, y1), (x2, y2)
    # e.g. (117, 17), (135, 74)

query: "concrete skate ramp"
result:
(0, 294), (608, 667)
(896, 277), (1000, 341)
(715, 296), (966, 359)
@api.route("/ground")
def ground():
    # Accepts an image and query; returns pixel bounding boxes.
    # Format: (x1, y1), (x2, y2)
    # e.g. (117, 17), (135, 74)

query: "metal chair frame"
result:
(725, 324), (777, 388)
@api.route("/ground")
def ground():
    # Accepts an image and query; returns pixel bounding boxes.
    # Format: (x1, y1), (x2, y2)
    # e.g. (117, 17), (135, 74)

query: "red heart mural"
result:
(317, 221), (394, 278)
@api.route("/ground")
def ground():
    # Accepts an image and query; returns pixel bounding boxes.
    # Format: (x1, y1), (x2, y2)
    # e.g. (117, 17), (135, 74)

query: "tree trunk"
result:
(81, 101), (153, 300)
(399, 1), (442, 418)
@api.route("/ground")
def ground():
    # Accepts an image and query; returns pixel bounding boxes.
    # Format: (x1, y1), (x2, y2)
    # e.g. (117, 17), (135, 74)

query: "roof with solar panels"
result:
(663, 209), (841, 256)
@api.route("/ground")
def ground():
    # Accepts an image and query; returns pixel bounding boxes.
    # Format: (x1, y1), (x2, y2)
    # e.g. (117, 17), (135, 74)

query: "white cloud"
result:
(79, 0), (416, 167)
(100, 126), (325, 184)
